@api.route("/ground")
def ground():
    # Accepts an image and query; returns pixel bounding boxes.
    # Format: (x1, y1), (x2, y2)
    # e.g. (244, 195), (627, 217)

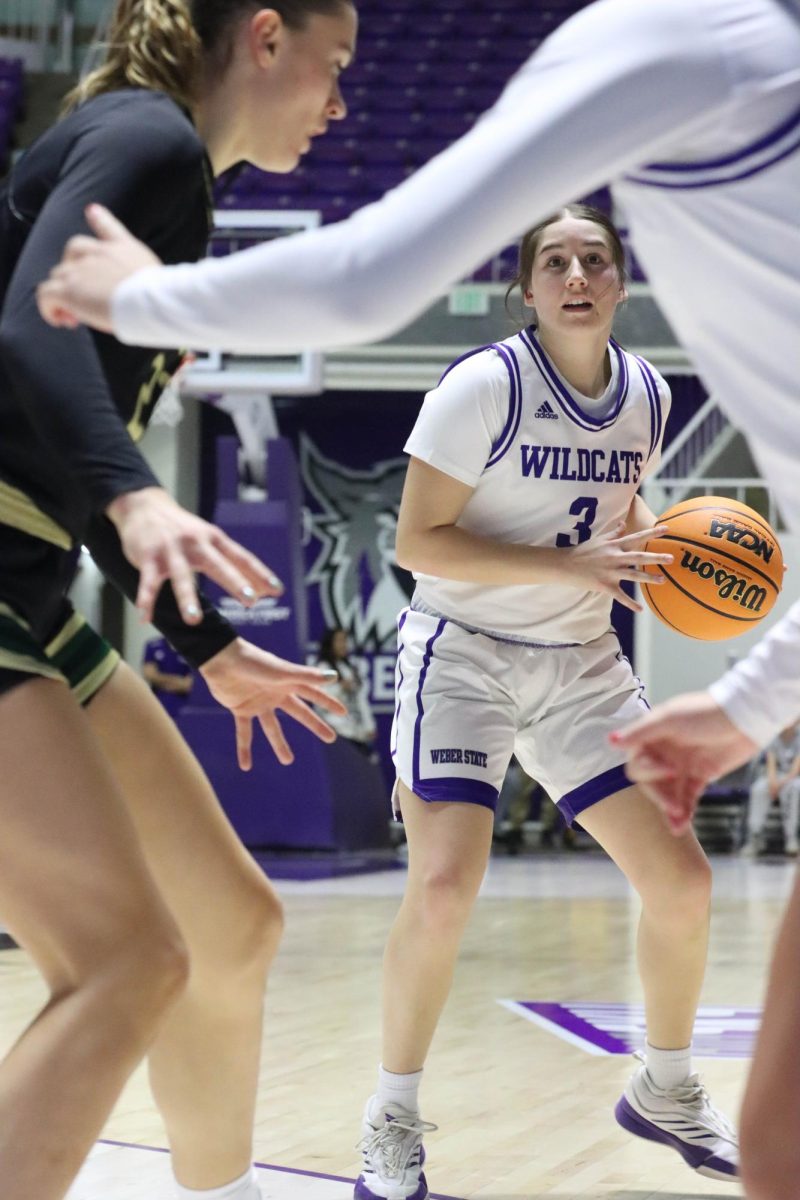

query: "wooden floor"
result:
(1, 851), (794, 1200)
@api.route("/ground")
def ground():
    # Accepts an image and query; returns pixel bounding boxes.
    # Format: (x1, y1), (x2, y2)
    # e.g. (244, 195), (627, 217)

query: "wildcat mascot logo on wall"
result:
(299, 434), (413, 653)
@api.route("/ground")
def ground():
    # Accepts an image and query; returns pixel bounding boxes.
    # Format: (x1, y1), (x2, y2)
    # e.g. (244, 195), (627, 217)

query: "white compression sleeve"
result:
(709, 601), (800, 747)
(112, 0), (733, 352)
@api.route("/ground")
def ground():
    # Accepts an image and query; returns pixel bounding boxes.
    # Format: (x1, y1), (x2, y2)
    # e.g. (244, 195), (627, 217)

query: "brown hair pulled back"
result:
(504, 203), (627, 324)
(63, 0), (351, 114)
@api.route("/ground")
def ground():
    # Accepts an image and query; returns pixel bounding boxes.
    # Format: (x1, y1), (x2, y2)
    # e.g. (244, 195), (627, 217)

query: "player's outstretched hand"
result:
(567, 521), (673, 613)
(37, 204), (158, 333)
(106, 487), (282, 625)
(199, 639), (348, 768)
(610, 691), (759, 834)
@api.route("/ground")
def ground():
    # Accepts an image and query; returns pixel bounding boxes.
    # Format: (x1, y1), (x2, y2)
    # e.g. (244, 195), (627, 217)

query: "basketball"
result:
(640, 496), (783, 640)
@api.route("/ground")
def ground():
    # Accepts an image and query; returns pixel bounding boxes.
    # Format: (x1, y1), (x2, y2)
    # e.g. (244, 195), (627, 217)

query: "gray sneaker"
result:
(355, 1096), (437, 1200)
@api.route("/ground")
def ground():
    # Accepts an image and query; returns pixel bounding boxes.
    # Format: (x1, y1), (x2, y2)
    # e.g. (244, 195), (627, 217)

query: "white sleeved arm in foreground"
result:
(709, 600), (800, 747)
(112, 0), (733, 353)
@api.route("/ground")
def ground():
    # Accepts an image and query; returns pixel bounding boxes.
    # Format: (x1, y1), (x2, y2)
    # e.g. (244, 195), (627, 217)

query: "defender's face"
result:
(249, 4), (357, 172)
(524, 216), (625, 336)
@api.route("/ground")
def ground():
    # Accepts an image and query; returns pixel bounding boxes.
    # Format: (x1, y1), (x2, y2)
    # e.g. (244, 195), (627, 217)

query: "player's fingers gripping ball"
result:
(640, 496), (783, 640)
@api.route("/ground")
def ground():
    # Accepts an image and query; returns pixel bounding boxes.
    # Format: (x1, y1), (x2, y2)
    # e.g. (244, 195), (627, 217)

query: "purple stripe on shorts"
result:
(558, 763), (630, 825)
(413, 775), (499, 810)
(412, 618), (447, 791)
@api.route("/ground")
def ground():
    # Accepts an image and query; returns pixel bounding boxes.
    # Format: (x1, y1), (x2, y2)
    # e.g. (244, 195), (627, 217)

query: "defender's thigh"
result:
(85, 661), (279, 947)
(0, 677), (179, 981)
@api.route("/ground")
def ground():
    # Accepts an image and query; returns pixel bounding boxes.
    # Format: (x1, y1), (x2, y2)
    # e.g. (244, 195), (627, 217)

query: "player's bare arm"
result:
(397, 457), (672, 613)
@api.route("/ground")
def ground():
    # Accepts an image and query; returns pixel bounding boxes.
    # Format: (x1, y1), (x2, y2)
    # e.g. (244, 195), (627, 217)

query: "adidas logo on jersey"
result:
(534, 399), (558, 419)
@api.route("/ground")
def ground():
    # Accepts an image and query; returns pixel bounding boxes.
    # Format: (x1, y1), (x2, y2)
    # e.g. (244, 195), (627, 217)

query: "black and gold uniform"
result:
(0, 88), (236, 698)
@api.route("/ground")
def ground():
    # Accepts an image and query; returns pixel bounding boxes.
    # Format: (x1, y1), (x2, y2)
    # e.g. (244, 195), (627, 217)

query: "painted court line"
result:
(66, 1140), (467, 1200)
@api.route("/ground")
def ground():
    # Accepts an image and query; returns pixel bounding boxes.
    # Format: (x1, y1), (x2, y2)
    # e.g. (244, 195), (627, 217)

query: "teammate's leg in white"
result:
(578, 785), (738, 1180)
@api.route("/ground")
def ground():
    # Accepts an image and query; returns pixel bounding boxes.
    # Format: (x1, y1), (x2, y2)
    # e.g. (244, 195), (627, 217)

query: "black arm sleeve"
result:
(86, 514), (238, 669)
(0, 104), (203, 513)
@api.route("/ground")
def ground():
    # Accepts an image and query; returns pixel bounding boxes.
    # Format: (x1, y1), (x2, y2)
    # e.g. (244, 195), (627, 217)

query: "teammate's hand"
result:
(199, 639), (348, 768)
(36, 204), (159, 333)
(106, 487), (283, 625)
(566, 521), (673, 613)
(610, 691), (759, 834)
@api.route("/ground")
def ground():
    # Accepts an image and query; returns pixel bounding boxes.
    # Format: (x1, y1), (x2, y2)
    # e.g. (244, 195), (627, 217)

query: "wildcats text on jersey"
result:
(520, 444), (644, 485)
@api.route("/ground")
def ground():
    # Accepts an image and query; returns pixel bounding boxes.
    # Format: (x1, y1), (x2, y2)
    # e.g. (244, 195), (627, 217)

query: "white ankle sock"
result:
(645, 1042), (692, 1090)
(175, 1166), (260, 1200)
(375, 1064), (423, 1115)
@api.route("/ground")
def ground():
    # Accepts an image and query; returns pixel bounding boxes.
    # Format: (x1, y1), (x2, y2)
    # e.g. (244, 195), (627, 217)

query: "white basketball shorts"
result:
(391, 606), (650, 825)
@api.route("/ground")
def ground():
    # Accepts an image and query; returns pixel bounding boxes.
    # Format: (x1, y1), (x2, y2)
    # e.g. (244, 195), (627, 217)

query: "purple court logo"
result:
(499, 1001), (760, 1059)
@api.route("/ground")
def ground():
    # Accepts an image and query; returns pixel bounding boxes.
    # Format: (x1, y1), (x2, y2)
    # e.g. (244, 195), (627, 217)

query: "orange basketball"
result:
(640, 496), (783, 640)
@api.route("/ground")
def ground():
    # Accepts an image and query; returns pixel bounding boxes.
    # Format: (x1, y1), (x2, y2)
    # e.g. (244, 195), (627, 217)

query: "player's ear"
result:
(250, 7), (284, 66)
(523, 286), (535, 307)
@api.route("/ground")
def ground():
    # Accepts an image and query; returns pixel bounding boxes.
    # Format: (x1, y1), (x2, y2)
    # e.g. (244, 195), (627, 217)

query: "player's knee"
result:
(82, 914), (189, 1043)
(415, 861), (482, 929)
(204, 875), (284, 984)
(641, 852), (712, 928)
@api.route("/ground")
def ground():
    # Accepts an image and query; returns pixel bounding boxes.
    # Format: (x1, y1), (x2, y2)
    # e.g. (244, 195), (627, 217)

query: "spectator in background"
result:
(741, 722), (800, 858)
(317, 626), (377, 760)
(142, 636), (193, 721)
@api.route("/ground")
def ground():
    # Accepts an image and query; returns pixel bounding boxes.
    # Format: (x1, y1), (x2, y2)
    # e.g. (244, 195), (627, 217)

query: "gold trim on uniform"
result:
(72, 650), (120, 705)
(0, 480), (72, 549)
(128, 352), (171, 442)
(44, 610), (87, 658)
(0, 647), (64, 681)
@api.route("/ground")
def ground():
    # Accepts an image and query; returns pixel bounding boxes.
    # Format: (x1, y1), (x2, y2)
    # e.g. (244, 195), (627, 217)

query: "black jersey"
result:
(0, 88), (237, 668)
(0, 88), (211, 549)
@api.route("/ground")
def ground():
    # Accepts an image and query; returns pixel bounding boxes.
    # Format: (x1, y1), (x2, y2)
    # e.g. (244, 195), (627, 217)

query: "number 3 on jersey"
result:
(556, 496), (598, 548)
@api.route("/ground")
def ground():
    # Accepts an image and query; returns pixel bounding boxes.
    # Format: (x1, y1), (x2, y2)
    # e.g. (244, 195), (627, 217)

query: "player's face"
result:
(524, 217), (625, 337)
(249, 4), (357, 172)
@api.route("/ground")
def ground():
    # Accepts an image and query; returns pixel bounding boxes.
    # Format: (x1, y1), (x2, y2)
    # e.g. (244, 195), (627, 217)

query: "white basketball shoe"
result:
(615, 1057), (738, 1180)
(355, 1096), (437, 1200)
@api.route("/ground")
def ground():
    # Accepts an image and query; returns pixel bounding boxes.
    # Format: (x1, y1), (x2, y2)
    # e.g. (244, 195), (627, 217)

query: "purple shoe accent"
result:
(614, 1097), (737, 1177)
(354, 1171), (429, 1200)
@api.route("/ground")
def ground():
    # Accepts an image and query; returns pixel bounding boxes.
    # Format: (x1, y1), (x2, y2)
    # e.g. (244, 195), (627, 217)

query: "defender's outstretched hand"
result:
(37, 204), (158, 332)
(106, 487), (283, 626)
(611, 691), (758, 834)
(199, 639), (348, 768)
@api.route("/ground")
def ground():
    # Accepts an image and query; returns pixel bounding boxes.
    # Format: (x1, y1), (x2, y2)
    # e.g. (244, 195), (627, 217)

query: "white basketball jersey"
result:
(404, 329), (670, 643)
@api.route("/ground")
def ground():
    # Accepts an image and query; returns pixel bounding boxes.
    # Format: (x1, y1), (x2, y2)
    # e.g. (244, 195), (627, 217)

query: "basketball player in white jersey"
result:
(36, 1), (800, 1193)
(353, 206), (738, 1200)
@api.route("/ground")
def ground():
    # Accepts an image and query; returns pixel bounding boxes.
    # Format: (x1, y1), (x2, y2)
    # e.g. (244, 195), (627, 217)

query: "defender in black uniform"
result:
(0, 1), (357, 1197)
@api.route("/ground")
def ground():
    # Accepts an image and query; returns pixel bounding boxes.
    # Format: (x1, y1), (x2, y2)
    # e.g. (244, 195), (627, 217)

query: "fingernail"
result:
(241, 585), (256, 600)
(268, 572), (283, 591)
(186, 604), (200, 617)
(321, 669), (339, 680)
